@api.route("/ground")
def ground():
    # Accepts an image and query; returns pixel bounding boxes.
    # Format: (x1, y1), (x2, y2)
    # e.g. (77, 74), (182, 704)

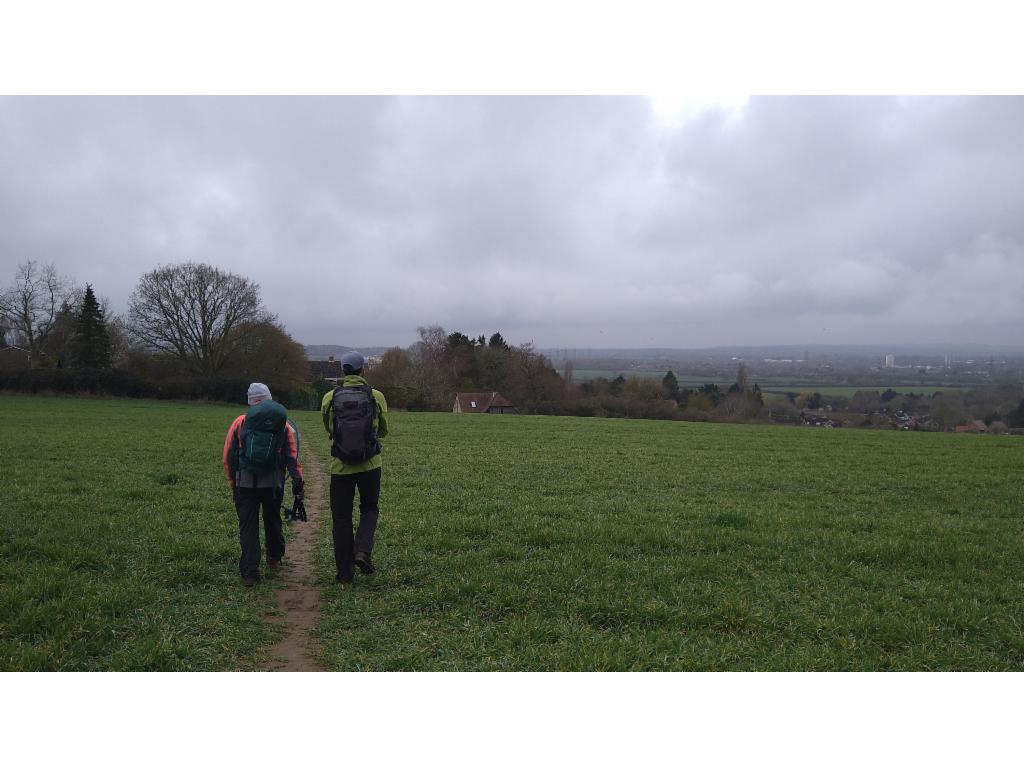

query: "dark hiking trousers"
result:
(330, 468), (381, 580)
(235, 486), (285, 578)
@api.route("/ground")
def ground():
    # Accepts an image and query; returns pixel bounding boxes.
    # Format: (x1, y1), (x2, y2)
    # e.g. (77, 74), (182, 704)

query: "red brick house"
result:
(954, 420), (988, 433)
(453, 392), (517, 414)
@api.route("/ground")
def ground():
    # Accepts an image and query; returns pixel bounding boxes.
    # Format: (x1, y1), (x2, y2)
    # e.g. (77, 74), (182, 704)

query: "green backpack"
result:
(238, 399), (288, 474)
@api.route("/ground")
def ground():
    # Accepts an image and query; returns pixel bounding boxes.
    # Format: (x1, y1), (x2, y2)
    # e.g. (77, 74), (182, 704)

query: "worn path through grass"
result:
(261, 424), (327, 672)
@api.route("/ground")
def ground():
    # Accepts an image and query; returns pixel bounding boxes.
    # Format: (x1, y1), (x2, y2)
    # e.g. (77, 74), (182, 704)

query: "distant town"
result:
(535, 344), (1024, 390)
(301, 341), (1024, 433)
(306, 342), (1024, 391)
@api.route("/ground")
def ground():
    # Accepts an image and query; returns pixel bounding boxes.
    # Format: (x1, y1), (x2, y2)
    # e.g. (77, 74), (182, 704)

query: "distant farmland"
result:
(568, 369), (966, 396)
(3, 394), (1021, 671)
(570, 369), (726, 385)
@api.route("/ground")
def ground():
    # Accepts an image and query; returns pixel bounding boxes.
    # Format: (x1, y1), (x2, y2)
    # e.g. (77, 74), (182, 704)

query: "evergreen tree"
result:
(698, 382), (723, 406)
(1009, 398), (1024, 428)
(662, 370), (679, 399)
(70, 284), (112, 368)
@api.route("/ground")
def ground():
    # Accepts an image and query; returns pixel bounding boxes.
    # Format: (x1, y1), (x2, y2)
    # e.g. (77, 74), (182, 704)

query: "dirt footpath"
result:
(263, 436), (326, 671)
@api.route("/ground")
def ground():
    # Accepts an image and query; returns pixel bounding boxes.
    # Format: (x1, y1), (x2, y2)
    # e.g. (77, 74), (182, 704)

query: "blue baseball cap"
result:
(341, 351), (365, 372)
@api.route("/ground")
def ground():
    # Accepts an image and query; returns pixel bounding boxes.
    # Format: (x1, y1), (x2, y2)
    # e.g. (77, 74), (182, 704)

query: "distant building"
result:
(954, 420), (988, 434)
(884, 354), (895, 368)
(800, 410), (840, 428)
(309, 356), (344, 383)
(453, 392), (517, 414)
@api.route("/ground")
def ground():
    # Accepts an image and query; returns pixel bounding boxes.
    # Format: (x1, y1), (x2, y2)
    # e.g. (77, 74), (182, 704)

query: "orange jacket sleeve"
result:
(223, 414), (245, 487)
(282, 421), (303, 483)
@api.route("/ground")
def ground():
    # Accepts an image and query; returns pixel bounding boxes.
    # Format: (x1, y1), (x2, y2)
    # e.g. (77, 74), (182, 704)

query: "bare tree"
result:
(128, 262), (272, 376)
(715, 391), (763, 422)
(365, 346), (419, 407)
(413, 325), (447, 368)
(408, 324), (451, 407)
(735, 362), (748, 391)
(0, 260), (71, 363)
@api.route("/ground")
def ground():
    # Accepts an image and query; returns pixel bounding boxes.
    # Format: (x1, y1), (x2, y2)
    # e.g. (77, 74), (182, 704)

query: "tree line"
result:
(364, 335), (768, 421)
(768, 385), (1024, 431)
(5, 259), (1022, 427)
(364, 327), (565, 413)
(1, 260), (310, 406)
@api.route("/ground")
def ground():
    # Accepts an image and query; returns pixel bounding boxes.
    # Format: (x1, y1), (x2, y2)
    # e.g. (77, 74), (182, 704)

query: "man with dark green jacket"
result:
(321, 351), (389, 583)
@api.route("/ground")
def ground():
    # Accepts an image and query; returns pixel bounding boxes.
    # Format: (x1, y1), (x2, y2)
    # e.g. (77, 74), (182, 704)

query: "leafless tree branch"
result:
(0, 260), (73, 360)
(128, 262), (271, 376)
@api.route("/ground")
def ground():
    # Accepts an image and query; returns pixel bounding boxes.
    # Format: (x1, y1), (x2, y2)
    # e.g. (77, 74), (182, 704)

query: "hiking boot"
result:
(267, 557), (282, 570)
(335, 573), (353, 584)
(241, 572), (262, 587)
(354, 552), (375, 574)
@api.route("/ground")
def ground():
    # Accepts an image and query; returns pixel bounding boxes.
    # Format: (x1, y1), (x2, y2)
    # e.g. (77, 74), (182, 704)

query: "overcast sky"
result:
(1, 96), (1023, 348)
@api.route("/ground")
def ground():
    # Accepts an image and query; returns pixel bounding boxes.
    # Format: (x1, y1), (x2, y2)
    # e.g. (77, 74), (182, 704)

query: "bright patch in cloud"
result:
(646, 94), (749, 126)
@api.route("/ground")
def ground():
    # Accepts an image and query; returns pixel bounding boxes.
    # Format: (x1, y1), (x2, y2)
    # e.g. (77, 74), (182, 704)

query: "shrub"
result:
(0, 369), (319, 410)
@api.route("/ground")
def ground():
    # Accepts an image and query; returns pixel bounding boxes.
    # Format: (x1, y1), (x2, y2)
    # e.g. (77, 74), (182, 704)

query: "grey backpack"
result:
(330, 384), (381, 464)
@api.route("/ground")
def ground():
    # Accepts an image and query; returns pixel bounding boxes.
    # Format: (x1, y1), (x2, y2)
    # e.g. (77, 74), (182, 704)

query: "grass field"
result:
(2, 395), (1022, 670)
(0, 396), (285, 670)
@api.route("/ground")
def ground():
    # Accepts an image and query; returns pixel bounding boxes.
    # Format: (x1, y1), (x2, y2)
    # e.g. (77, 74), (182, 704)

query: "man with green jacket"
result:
(321, 351), (389, 583)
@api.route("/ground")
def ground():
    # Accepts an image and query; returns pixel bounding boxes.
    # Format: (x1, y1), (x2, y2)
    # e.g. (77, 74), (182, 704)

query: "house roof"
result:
(955, 421), (987, 432)
(309, 360), (344, 379)
(454, 391), (514, 412)
(489, 392), (514, 408)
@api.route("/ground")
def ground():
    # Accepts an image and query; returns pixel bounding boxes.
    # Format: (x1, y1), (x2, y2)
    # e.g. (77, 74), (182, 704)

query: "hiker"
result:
(224, 382), (304, 586)
(321, 351), (389, 583)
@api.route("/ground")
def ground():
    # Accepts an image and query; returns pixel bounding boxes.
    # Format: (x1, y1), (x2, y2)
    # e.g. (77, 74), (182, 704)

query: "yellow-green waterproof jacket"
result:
(321, 375), (389, 475)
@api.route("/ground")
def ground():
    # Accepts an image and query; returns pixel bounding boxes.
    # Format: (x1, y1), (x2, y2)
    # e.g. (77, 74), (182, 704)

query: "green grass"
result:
(0, 395), (285, 670)
(310, 411), (1024, 670)
(3, 395), (1023, 670)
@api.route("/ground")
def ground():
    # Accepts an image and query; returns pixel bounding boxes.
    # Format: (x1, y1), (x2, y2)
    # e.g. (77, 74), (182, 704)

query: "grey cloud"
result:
(1, 96), (1023, 348)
